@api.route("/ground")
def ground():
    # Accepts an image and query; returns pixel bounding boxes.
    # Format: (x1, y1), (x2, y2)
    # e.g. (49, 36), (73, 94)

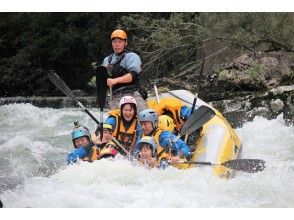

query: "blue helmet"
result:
(138, 109), (158, 128)
(71, 126), (91, 141)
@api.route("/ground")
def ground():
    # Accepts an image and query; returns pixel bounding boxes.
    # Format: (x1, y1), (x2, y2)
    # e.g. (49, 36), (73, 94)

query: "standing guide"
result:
(102, 29), (147, 112)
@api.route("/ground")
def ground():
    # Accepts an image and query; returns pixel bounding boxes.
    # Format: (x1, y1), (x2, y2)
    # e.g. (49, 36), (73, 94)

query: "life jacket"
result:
(142, 128), (171, 165)
(97, 143), (118, 160)
(82, 142), (118, 162)
(107, 51), (128, 77)
(107, 50), (139, 92)
(108, 109), (138, 153)
(82, 146), (100, 162)
(147, 97), (185, 132)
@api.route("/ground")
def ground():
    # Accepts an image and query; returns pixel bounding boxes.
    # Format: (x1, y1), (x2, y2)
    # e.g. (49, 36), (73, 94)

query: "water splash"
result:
(0, 104), (293, 207)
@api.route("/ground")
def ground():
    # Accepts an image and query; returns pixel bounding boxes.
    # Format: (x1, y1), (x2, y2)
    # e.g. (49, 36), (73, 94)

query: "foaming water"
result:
(0, 104), (293, 207)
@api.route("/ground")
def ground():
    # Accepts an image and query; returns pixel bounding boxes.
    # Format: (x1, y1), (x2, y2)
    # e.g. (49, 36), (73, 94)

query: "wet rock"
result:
(213, 51), (293, 91)
(1, 84), (293, 127)
(246, 107), (272, 119)
(0, 96), (98, 108)
(270, 85), (294, 96)
(235, 54), (254, 68)
(270, 98), (285, 113)
(223, 111), (248, 128)
(286, 94), (294, 115)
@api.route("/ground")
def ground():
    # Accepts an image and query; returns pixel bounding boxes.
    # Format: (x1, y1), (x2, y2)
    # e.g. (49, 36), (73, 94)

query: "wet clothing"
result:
(147, 97), (193, 131)
(67, 141), (116, 164)
(103, 51), (142, 93)
(132, 129), (192, 162)
(103, 51), (147, 111)
(105, 109), (142, 156)
(67, 145), (93, 164)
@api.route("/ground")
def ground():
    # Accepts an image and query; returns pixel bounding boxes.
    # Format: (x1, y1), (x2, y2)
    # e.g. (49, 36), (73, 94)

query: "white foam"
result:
(1, 105), (294, 207)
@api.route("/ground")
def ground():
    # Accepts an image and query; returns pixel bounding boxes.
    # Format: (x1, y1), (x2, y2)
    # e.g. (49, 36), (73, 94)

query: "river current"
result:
(0, 103), (293, 208)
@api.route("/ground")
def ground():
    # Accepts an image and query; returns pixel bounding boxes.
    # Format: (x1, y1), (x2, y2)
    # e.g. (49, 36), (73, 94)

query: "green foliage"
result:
(121, 13), (209, 77)
(0, 12), (120, 96)
(121, 12), (293, 79)
(218, 69), (232, 80)
(245, 62), (264, 79)
(0, 13), (292, 96)
(221, 13), (293, 52)
(87, 76), (96, 88)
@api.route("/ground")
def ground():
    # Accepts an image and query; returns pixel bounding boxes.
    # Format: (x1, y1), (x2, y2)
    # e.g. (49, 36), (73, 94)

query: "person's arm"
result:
(159, 131), (191, 158)
(67, 147), (87, 164)
(67, 140), (96, 164)
(158, 159), (170, 170)
(107, 53), (142, 87)
(107, 73), (133, 87)
(180, 106), (192, 120)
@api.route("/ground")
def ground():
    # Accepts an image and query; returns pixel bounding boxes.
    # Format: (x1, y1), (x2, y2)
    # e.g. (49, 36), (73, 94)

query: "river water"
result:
(0, 103), (293, 208)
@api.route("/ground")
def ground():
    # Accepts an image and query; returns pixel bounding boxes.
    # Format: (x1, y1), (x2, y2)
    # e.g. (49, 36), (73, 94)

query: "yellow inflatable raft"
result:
(147, 90), (242, 178)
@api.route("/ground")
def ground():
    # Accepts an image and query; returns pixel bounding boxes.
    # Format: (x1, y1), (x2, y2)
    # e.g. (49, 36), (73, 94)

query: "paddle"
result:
(95, 66), (108, 141)
(47, 70), (130, 159)
(173, 105), (215, 142)
(177, 159), (266, 173)
(184, 93), (198, 143)
(48, 70), (100, 125)
(153, 82), (160, 104)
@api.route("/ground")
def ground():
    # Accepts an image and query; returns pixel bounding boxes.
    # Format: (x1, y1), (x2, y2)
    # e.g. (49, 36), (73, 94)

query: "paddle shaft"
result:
(179, 161), (220, 166)
(177, 158), (265, 173)
(48, 70), (129, 159)
(154, 83), (160, 104)
(111, 137), (130, 159)
(184, 93), (198, 143)
(109, 86), (113, 100)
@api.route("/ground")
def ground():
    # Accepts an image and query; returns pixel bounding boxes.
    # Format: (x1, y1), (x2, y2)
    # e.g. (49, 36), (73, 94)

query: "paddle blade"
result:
(96, 66), (108, 110)
(47, 70), (78, 103)
(222, 159), (266, 173)
(180, 105), (215, 136)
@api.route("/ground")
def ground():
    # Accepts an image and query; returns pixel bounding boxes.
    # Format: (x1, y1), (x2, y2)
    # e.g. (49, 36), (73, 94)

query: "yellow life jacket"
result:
(108, 109), (138, 153)
(142, 128), (170, 164)
(147, 97), (184, 131)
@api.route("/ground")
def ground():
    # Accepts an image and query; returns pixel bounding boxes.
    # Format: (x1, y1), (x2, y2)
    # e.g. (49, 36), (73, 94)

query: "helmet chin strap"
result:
(150, 127), (157, 136)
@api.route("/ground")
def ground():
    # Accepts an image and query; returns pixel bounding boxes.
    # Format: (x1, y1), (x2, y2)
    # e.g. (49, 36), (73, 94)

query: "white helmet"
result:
(119, 96), (137, 108)
(138, 136), (157, 157)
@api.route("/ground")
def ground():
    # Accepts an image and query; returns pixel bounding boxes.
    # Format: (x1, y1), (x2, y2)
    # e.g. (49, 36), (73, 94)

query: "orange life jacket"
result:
(108, 109), (138, 153)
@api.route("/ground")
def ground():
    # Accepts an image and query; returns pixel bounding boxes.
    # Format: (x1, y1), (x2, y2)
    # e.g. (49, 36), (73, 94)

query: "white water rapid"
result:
(0, 103), (293, 208)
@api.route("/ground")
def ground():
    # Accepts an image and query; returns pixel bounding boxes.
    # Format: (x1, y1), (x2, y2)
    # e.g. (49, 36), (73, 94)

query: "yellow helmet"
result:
(158, 115), (176, 132)
(103, 123), (113, 131)
(111, 29), (127, 40)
